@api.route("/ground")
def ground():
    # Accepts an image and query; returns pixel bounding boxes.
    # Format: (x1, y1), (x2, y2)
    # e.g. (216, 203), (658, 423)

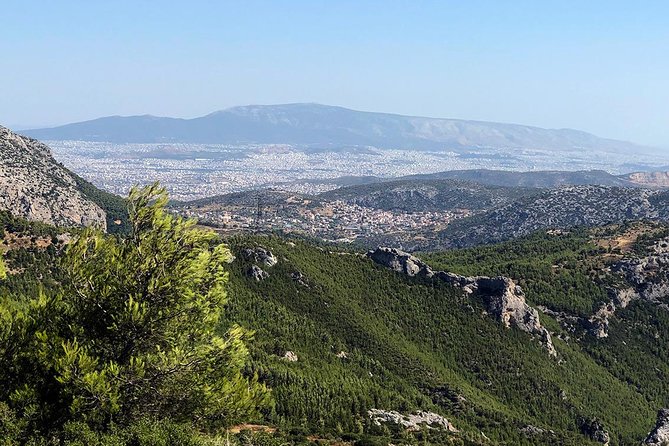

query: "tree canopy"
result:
(0, 183), (269, 444)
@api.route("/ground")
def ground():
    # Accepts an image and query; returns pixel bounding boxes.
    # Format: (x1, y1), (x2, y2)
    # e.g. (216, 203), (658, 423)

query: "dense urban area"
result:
(48, 140), (669, 200)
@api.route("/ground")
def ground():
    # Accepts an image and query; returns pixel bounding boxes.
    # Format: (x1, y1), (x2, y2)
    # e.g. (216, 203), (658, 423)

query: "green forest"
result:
(1, 187), (668, 445)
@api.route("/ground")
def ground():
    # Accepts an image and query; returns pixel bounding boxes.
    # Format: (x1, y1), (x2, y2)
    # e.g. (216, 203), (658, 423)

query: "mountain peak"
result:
(22, 105), (653, 154)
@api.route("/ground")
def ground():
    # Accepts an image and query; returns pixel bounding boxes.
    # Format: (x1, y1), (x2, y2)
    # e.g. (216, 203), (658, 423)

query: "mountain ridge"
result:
(23, 103), (653, 154)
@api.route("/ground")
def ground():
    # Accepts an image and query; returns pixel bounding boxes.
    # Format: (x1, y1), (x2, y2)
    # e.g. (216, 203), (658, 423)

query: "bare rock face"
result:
(476, 277), (556, 357)
(0, 126), (106, 229)
(645, 409), (669, 445)
(243, 246), (278, 267)
(367, 247), (556, 356)
(247, 265), (268, 281)
(366, 247), (433, 277)
(579, 417), (610, 445)
(368, 409), (457, 432)
(589, 238), (669, 338)
(281, 351), (298, 362)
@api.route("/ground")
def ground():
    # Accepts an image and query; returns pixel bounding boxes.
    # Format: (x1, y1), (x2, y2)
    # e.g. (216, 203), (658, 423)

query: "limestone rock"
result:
(366, 247), (433, 277)
(247, 265), (268, 281)
(589, 239), (669, 338)
(477, 277), (557, 356)
(243, 246), (278, 267)
(290, 271), (309, 287)
(281, 351), (298, 362)
(579, 417), (610, 445)
(645, 409), (669, 445)
(0, 126), (106, 229)
(368, 409), (457, 432)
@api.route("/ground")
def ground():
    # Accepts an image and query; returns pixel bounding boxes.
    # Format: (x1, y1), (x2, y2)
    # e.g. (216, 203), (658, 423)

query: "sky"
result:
(1, 0), (669, 149)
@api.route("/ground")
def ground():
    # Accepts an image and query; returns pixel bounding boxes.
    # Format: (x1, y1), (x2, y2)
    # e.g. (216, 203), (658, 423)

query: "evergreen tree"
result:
(4, 183), (270, 437)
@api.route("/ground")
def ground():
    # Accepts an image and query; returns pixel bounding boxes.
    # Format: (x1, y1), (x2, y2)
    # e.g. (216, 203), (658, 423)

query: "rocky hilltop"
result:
(626, 171), (669, 188)
(0, 126), (107, 229)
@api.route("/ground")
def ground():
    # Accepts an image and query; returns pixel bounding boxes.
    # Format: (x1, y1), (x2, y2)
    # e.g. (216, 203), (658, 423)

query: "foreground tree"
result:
(3, 183), (269, 439)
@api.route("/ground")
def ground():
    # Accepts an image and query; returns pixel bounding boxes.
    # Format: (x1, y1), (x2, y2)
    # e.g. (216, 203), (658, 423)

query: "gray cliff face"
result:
(645, 409), (669, 445)
(0, 126), (106, 229)
(367, 247), (556, 356)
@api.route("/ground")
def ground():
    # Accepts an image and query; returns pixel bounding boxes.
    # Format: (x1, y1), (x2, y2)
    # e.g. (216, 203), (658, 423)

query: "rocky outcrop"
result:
(290, 271), (309, 287)
(579, 418), (610, 445)
(368, 409), (457, 432)
(366, 247), (433, 277)
(645, 409), (669, 445)
(281, 351), (298, 362)
(0, 126), (106, 229)
(243, 247), (278, 267)
(247, 265), (268, 281)
(368, 247), (556, 356)
(589, 238), (669, 338)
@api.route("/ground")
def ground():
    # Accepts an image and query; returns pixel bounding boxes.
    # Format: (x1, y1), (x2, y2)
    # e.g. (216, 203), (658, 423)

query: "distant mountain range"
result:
(24, 103), (652, 154)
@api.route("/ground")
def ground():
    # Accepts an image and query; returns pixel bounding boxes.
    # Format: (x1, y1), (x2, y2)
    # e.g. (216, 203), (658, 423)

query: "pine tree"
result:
(9, 183), (270, 433)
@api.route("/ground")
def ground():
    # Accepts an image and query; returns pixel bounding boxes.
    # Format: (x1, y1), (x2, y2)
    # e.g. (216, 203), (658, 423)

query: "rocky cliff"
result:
(589, 237), (669, 338)
(367, 247), (556, 356)
(645, 409), (669, 445)
(0, 126), (106, 229)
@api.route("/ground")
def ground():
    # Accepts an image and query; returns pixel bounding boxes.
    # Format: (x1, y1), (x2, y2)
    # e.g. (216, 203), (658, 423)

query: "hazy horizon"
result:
(2, 1), (669, 149)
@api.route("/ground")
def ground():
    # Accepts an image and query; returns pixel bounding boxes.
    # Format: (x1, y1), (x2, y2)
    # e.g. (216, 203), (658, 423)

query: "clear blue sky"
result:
(2, 0), (668, 148)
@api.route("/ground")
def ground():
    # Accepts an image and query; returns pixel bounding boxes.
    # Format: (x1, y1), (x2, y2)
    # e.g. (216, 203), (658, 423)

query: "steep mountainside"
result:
(24, 103), (651, 154)
(0, 126), (108, 229)
(319, 179), (539, 212)
(440, 185), (669, 247)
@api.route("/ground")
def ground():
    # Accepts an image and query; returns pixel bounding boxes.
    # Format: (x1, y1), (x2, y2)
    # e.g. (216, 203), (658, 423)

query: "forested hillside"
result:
(220, 226), (669, 445)
(2, 188), (669, 445)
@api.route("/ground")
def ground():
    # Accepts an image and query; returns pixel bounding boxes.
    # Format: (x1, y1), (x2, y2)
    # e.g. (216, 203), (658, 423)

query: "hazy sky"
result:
(2, 1), (668, 148)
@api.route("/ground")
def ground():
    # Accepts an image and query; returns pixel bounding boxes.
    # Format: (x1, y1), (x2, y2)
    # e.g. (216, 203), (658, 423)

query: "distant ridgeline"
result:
(177, 175), (669, 251)
(23, 103), (653, 156)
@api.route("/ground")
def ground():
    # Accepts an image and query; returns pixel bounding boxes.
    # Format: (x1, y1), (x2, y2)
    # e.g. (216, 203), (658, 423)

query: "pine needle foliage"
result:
(0, 183), (269, 440)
